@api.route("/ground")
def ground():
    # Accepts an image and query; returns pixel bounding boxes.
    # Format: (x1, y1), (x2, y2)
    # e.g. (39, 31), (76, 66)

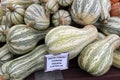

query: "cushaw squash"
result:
(99, 0), (111, 23)
(113, 50), (120, 69)
(24, 4), (50, 31)
(6, 4), (25, 25)
(0, 44), (47, 80)
(97, 17), (120, 36)
(45, 25), (98, 60)
(78, 34), (120, 76)
(6, 23), (49, 55)
(0, 44), (13, 66)
(70, 0), (101, 25)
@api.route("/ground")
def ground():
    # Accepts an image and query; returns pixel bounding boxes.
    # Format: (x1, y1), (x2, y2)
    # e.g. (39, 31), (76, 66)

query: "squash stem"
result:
(26, 21), (36, 28)
(7, 4), (15, 12)
(59, 17), (67, 25)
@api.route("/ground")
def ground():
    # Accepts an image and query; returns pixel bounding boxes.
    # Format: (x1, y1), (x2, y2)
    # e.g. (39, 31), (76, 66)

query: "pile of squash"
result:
(0, 0), (120, 79)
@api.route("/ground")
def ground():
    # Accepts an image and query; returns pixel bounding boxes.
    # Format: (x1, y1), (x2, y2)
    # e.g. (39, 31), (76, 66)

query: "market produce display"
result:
(0, 0), (120, 79)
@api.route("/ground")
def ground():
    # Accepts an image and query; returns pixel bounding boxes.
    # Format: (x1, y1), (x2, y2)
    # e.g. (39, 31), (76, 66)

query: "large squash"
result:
(70, 0), (101, 25)
(45, 25), (98, 60)
(0, 44), (47, 80)
(78, 34), (120, 76)
(97, 17), (120, 36)
(6, 23), (49, 55)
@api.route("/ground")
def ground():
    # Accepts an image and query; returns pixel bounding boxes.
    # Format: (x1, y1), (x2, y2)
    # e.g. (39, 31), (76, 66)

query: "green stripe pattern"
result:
(46, 0), (59, 14)
(6, 4), (25, 25)
(0, 44), (13, 65)
(0, 45), (47, 80)
(99, 0), (111, 23)
(24, 4), (50, 31)
(45, 25), (98, 60)
(78, 34), (120, 76)
(97, 17), (120, 36)
(57, 0), (74, 6)
(6, 24), (47, 55)
(52, 10), (71, 26)
(71, 0), (101, 25)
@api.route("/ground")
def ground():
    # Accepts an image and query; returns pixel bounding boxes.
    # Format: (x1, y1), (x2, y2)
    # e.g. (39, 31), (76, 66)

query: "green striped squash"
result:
(57, 0), (74, 6)
(113, 51), (120, 69)
(24, 4), (50, 31)
(1, 0), (40, 10)
(0, 44), (47, 80)
(45, 0), (59, 14)
(52, 10), (71, 26)
(99, 0), (111, 23)
(71, 0), (101, 25)
(0, 44), (13, 65)
(97, 17), (120, 36)
(0, 25), (9, 42)
(6, 4), (25, 25)
(6, 24), (48, 55)
(78, 34), (120, 76)
(45, 25), (98, 60)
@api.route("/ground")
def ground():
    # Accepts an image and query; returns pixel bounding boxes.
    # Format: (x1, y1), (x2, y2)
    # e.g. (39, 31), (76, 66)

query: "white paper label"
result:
(44, 52), (69, 72)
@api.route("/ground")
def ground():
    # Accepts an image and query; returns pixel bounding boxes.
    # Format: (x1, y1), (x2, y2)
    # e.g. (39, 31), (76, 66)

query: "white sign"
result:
(44, 52), (69, 72)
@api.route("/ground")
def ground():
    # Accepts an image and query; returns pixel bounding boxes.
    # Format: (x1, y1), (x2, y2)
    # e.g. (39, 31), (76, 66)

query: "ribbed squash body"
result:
(24, 4), (50, 31)
(70, 0), (101, 25)
(45, 25), (98, 60)
(1, 0), (40, 9)
(6, 24), (47, 55)
(78, 34), (120, 76)
(6, 4), (25, 25)
(0, 45), (13, 65)
(57, 0), (74, 6)
(52, 10), (71, 26)
(113, 51), (120, 68)
(45, 0), (59, 14)
(0, 45), (47, 80)
(0, 16), (10, 42)
(99, 0), (111, 23)
(97, 17), (120, 36)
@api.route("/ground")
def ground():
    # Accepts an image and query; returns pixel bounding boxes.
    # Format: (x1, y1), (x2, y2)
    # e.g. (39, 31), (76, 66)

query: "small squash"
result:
(57, 0), (74, 7)
(0, 44), (47, 80)
(110, 2), (120, 17)
(45, 0), (59, 14)
(24, 4), (50, 31)
(78, 34), (120, 76)
(70, 0), (101, 25)
(45, 25), (98, 60)
(6, 4), (25, 25)
(52, 10), (71, 26)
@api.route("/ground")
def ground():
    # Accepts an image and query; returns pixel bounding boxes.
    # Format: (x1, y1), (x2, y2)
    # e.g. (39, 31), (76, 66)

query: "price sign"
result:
(44, 52), (69, 72)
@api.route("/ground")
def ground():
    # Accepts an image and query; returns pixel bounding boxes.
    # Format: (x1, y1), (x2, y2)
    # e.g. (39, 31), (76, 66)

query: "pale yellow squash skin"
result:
(45, 25), (98, 60)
